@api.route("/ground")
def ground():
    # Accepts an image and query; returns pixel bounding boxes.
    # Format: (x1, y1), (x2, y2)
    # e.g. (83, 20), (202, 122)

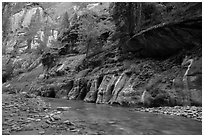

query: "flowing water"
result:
(43, 98), (202, 135)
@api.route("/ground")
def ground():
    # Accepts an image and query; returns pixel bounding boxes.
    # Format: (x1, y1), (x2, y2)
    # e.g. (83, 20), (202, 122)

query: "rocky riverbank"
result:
(2, 93), (87, 135)
(2, 93), (202, 135)
(131, 106), (202, 122)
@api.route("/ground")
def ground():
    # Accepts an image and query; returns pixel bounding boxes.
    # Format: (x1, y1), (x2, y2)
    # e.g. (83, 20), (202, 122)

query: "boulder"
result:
(57, 107), (71, 111)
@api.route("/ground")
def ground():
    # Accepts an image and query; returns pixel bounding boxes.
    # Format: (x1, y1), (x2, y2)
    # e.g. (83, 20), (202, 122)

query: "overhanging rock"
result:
(126, 16), (202, 58)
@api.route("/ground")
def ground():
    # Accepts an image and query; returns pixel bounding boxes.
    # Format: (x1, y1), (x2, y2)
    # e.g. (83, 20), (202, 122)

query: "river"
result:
(43, 97), (202, 135)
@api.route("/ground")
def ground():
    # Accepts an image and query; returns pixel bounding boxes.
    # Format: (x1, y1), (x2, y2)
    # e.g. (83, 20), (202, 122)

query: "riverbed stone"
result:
(57, 107), (71, 111)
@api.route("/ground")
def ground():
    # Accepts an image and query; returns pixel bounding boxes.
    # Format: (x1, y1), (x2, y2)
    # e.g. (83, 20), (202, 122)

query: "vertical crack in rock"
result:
(76, 78), (88, 100)
(115, 73), (137, 105)
(97, 75), (104, 88)
(96, 75), (112, 104)
(103, 75), (118, 104)
(68, 78), (81, 100)
(84, 76), (103, 103)
(108, 72), (129, 105)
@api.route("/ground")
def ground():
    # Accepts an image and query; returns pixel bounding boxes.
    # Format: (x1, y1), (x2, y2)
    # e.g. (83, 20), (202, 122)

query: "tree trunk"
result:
(128, 3), (135, 37)
(86, 38), (92, 58)
(136, 3), (142, 33)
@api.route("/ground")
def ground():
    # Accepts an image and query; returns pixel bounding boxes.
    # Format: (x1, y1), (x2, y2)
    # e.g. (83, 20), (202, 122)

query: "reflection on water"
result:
(43, 98), (202, 135)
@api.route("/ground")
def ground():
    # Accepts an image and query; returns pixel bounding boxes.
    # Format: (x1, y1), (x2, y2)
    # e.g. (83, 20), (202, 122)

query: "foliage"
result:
(57, 3), (114, 57)
(59, 11), (70, 31)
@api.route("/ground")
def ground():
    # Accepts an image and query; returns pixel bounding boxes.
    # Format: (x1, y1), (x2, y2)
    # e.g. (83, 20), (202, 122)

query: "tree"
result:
(78, 10), (98, 57)
(60, 11), (70, 31)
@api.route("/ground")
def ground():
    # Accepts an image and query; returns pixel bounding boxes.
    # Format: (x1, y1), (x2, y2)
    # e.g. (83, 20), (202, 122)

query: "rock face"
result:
(108, 72), (129, 104)
(84, 76), (103, 103)
(55, 80), (74, 99)
(2, 56), (13, 83)
(33, 54), (201, 107)
(185, 57), (202, 106)
(76, 78), (89, 100)
(67, 56), (201, 107)
(115, 74), (139, 105)
(126, 16), (202, 58)
(102, 75), (118, 103)
(96, 75), (113, 104)
(68, 78), (81, 100)
(3, 3), (58, 55)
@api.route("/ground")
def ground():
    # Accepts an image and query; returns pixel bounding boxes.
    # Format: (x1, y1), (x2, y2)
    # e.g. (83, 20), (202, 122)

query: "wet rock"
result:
(57, 107), (71, 111)
(41, 123), (49, 129)
(50, 116), (55, 121)
(39, 130), (45, 135)
(115, 74), (139, 105)
(68, 78), (81, 100)
(108, 72), (129, 104)
(23, 123), (33, 131)
(27, 117), (35, 121)
(77, 79), (88, 100)
(38, 74), (45, 80)
(52, 114), (61, 120)
(140, 74), (178, 107)
(35, 119), (41, 122)
(108, 121), (117, 124)
(188, 81), (202, 106)
(103, 75), (118, 103)
(55, 80), (74, 99)
(2, 130), (10, 135)
(63, 120), (74, 126)
(96, 75), (113, 104)
(46, 120), (52, 124)
(132, 105), (202, 121)
(187, 57), (202, 77)
(84, 76), (102, 103)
